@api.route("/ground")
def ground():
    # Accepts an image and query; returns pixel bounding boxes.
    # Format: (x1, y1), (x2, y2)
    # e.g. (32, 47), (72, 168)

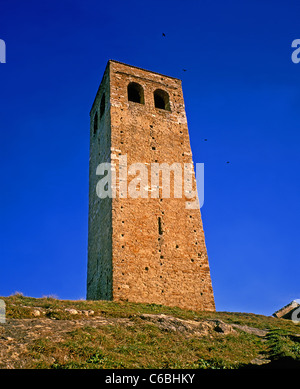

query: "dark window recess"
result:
(100, 94), (105, 118)
(154, 89), (170, 111)
(93, 111), (98, 134)
(127, 82), (144, 104)
(158, 217), (163, 235)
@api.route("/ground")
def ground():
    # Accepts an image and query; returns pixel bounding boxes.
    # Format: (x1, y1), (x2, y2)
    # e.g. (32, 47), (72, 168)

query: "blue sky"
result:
(0, 0), (299, 315)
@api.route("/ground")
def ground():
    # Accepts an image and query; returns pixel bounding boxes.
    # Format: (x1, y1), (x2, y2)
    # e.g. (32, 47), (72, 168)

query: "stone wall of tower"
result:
(87, 60), (215, 311)
(87, 65), (112, 300)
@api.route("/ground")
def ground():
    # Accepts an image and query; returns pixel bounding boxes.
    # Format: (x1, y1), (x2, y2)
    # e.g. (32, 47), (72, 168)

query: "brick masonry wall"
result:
(87, 60), (215, 311)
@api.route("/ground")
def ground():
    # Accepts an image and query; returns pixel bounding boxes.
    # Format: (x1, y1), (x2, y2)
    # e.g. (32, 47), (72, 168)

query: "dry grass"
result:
(0, 294), (299, 369)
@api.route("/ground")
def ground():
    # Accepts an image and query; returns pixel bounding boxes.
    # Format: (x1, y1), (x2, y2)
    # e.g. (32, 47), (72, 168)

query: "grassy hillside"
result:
(0, 294), (299, 369)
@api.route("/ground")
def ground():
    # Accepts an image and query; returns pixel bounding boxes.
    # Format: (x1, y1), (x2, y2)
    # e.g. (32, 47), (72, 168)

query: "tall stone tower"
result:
(87, 60), (215, 311)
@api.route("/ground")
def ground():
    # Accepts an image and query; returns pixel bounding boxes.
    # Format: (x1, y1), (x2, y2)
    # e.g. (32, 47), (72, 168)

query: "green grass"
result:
(265, 329), (300, 361)
(1, 294), (300, 369)
(2, 293), (298, 330)
(27, 323), (263, 369)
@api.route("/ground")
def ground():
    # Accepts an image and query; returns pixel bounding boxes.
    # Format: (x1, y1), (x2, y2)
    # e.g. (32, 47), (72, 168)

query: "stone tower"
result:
(87, 60), (215, 311)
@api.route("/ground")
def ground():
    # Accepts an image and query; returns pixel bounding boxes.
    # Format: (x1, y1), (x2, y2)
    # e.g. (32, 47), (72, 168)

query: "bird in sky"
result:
(162, 33), (166, 37)
(183, 69), (187, 72)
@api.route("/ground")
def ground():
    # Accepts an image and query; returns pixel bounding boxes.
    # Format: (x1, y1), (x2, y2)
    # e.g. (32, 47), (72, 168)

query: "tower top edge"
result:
(90, 60), (182, 115)
(108, 60), (182, 82)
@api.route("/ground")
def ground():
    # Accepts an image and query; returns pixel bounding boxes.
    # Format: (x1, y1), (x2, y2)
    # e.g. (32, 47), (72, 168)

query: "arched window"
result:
(93, 111), (98, 135)
(154, 89), (170, 111)
(100, 93), (105, 118)
(127, 82), (144, 104)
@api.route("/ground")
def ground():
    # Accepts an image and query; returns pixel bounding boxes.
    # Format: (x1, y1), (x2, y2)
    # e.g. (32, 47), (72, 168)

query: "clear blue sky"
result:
(0, 0), (299, 316)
